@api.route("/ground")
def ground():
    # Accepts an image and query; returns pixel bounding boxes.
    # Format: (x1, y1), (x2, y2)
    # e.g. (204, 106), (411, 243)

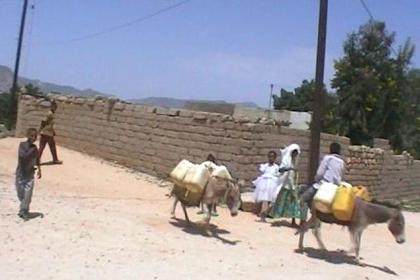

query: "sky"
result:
(0, 0), (419, 107)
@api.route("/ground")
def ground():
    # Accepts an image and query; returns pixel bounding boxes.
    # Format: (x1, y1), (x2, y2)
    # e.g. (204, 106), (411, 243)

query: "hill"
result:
(128, 97), (259, 109)
(0, 65), (110, 97)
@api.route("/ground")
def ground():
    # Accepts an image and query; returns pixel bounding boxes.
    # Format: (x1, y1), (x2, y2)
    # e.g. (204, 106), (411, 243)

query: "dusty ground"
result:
(1, 137), (419, 280)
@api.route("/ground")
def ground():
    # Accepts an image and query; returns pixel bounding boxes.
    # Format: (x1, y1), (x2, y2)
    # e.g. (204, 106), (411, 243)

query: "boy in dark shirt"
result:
(16, 128), (41, 221)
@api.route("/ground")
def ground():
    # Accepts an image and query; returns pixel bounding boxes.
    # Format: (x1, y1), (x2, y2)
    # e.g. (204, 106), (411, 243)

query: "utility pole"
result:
(309, 0), (328, 182)
(9, 0), (29, 129)
(268, 83), (274, 119)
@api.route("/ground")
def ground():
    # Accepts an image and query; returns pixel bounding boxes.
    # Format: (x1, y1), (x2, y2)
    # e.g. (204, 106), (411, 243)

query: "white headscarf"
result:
(277, 143), (301, 191)
(279, 143), (301, 169)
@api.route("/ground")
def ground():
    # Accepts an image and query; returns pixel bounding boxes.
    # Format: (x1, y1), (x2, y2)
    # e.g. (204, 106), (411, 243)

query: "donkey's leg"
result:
(347, 229), (356, 255)
(312, 221), (326, 250)
(297, 202), (309, 251)
(181, 202), (190, 224)
(202, 203), (212, 225)
(354, 230), (365, 265)
(170, 197), (179, 218)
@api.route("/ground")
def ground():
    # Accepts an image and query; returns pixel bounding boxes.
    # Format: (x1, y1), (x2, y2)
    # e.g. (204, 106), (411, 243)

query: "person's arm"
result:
(279, 166), (295, 173)
(36, 148), (41, 179)
(339, 161), (346, 182)
(18, 143), (37, 161)
(314, 156), (329, 182)
(39, 112), (52, 131)
(259, 163), (267, 173)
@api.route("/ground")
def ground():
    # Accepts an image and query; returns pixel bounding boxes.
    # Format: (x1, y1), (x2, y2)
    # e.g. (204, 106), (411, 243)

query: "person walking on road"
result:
(16, 128), (42, 221)
(39, 100), (62, 164)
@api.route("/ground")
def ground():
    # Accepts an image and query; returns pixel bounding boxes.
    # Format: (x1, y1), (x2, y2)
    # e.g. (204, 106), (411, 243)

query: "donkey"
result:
(297, 195), (406, 264)
(170, 177), (242, 225)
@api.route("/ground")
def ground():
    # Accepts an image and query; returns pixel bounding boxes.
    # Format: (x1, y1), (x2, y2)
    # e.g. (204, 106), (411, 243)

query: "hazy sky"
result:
(1, 0), (419, 106)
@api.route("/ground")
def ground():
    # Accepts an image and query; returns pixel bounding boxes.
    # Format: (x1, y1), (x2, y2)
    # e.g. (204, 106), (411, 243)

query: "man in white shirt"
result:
(300, 142), (345, 208)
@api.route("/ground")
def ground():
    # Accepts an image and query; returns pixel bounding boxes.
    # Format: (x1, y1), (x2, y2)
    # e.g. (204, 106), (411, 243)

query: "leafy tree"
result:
(0, 83), (45, 129)
(273, 79), (338, 133)
(24, 83), (44, 97)
(332, 20), (415, 150)
(400, 69), (420, 158)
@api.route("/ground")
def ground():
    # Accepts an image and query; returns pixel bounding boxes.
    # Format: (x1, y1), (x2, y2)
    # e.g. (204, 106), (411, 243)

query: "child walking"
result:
(16, 128), (41, 221)
(253, 150), (280, 222)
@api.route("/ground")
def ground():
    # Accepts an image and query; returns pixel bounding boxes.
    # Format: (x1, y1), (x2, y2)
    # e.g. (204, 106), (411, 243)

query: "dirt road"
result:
(1, 137), (419, 280)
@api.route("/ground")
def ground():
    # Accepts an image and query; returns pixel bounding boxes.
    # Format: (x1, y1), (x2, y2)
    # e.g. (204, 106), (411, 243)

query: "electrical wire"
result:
(359, 0), (398, 56)
(49, 0), (191, 45)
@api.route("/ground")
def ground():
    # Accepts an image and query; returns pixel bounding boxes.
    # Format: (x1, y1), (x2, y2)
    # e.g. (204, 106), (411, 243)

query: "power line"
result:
(359, 0), (398, 56)
(360, 0), (374, 20)
(49, 0), (191, 45)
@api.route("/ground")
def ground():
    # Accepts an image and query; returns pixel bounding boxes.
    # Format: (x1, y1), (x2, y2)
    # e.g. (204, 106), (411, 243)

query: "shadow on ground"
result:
(40, 161), (63, 166)
(270, 220), (299, 228)
(297, 247), (398, 276)
(27, 212), (44, 220)
(169, 217), (241, 246)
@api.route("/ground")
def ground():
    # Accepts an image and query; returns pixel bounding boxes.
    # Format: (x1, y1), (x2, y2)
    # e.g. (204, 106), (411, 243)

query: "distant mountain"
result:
(129, 97), (188, 108)
(129, 97), (259, 109)
(0, 64), (260, 108)
(0, 65), (111, 97)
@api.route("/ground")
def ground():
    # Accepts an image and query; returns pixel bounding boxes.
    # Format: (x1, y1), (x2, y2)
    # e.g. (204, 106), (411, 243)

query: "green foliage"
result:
(24, 83), (44, 97)
(0, 83), (44, 130)
(400, 69), (420, 158)
(0, 91), (14, 129)
(272, 79), (338, 134)
(273, 20), (418, 158)
(332, 20), (416, 155)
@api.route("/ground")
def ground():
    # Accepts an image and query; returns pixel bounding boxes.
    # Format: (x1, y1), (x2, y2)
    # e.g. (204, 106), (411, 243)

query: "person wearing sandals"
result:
(269, 144), (301, 227)
(252, 150), (280, 222)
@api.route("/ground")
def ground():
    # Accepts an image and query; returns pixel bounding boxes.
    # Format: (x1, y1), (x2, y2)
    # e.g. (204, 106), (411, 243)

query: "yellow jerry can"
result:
(332, 186), (355, 221)
(352, 186), (371, 201)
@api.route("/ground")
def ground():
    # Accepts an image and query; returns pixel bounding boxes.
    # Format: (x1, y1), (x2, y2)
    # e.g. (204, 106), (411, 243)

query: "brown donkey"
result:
(298, 196), (406, 264)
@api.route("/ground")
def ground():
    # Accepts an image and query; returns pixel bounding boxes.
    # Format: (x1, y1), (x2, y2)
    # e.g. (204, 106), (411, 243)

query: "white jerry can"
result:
(211, 165), (233, 181)
(170, 159), (194, 184)
(313, 182), (338, 213)
(183, 164), (210, 193)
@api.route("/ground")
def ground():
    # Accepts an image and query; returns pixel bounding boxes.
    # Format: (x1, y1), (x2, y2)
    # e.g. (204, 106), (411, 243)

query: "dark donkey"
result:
(297, 191), (406, 264)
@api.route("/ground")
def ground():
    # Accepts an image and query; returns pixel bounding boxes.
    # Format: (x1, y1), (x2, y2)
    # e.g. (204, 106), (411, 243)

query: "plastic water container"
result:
(352, 186), (371, 201)
(211, 165), (233, 181)
(183, 164), (210, 193)
(332, 186), (355, 221)
(340, 181), (352, 188)
(201, 161), (218, 172)
(313, 182), (338, 213)
(170, 160), (194, 184)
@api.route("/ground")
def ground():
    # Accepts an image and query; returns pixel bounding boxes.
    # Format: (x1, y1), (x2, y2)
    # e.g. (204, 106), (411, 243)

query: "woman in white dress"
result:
(253, 150), (280, 222)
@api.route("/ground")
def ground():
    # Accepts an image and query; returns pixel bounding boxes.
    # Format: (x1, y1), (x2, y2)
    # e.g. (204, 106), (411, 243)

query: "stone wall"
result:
(184, 101), (235, 115)
(16, 94), (420, 199)
(233, 106), (311, 130)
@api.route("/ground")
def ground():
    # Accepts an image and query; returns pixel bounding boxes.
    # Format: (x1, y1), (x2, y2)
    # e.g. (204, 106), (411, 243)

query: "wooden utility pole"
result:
(268, 83), (274, 118)
(309, 0), (328, 182)
(10, 0), (29, 129)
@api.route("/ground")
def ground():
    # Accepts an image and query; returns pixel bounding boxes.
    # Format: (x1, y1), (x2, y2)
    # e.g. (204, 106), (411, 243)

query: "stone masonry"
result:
(15, 94), (420, 200)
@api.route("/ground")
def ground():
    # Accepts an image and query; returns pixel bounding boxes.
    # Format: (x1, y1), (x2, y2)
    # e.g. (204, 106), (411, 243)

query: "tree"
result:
(24, 83), (44, 97)
(332, 20), (415, 149)
(400, 69), (420, 158)
(0, 83), (45, 129)
(273, 79), (338, 133)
